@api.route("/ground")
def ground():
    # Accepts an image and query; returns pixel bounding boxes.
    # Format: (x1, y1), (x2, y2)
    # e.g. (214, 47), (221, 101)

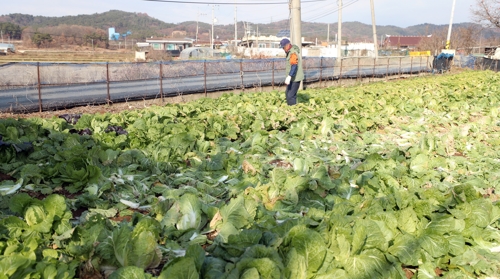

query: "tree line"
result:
(0, 22), (22, 40)
(20, 25), (109, 48)
(1, 10), (174, 41)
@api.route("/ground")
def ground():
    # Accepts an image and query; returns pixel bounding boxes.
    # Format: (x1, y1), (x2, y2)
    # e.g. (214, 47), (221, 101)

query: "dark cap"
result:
(279, 38), (290, 48)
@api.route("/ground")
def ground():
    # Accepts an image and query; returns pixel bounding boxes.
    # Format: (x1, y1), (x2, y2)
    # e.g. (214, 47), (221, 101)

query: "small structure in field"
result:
(180, 47), (216, 59)
(0, 43), (15, 54)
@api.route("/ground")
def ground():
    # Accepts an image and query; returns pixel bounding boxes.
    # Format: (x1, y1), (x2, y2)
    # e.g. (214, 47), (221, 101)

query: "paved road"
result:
(0, 63), (428, 112)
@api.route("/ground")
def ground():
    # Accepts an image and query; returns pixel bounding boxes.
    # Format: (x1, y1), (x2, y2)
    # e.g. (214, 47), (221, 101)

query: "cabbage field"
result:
(0, 70), (500, 279)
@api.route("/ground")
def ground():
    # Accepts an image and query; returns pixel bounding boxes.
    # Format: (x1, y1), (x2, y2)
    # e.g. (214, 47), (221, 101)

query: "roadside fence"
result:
(0, 56), (432, 113)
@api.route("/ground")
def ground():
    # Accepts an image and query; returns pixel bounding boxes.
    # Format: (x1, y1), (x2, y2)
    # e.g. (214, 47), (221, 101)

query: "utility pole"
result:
(211, 5), (215, 50)
(256, 24), (259, 49)
(196, 11), (206, 44)
(327, 23), (330, 43)
(243, 22), (250, 47)
(445, 0), (456, 50)
(290, 0), (302, 49)
(370, 0), (378, 59)
(337, 0), (342, 58)
(196, 11), (199, 44)
(210, 5), (218, 50)
(234, 2), (238, 47)
(290, 0), (302, 89)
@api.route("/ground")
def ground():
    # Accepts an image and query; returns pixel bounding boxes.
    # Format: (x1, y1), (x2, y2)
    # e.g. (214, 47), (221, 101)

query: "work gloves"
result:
(285, 76), (292, 85)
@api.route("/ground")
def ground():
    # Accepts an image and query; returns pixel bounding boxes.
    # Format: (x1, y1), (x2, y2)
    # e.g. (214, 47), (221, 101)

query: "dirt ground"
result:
(0, 98), (171, 120)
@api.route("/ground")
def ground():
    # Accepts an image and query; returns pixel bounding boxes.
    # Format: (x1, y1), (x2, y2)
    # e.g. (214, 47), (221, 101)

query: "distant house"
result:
(383, 35), (430, 50)
(239, 35), (284, 48)
(135, 38), (194, 57)
(239, 30), (313, 49)
(145, 38), (193, 51)
(193, 40), (223, 49)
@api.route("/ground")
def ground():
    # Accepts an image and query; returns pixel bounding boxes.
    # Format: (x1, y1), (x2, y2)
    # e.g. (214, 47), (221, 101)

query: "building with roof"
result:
(193, 40), (223, 49)
(383, 35), (431, 50)
(145, 38), (193, 51)
(239, 30), (314, 49)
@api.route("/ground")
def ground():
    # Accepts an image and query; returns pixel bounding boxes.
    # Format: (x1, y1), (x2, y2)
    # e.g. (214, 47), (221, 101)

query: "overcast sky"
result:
(2, 0), (477, 27)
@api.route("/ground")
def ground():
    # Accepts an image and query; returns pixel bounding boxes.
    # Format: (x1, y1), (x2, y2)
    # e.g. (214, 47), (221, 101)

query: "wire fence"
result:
(1, 56), (435, 113)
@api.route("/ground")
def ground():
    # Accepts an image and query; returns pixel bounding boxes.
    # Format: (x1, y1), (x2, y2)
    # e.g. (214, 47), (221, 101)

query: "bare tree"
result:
(471, 0), (500, 28)
(416, 24), (481, 55)
(21, 25), (110, 49)
(453, 25), (482, 54)
(417, 28), (448, 55)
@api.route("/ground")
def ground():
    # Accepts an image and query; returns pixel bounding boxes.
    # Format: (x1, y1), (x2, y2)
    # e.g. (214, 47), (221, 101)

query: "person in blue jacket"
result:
(279, 38), (304, 106)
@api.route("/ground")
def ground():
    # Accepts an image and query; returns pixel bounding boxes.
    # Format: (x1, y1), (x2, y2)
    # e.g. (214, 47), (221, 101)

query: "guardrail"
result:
(0, 56), (431, 113)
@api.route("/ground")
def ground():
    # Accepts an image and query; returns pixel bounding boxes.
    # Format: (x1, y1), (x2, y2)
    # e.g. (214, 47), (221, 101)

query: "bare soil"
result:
(0, 98), (166, 119)
(0, 46), (135, 63)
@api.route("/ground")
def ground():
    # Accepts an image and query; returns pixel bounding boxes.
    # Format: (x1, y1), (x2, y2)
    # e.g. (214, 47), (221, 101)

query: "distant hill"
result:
(0, 10), (176, 39)
(0, 10), (498, 42)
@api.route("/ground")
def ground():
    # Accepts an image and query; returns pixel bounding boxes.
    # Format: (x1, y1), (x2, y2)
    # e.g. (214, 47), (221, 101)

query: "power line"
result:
(144, 0), (326, 25)
(304, 0), (359, 22)
(245, 0), (357, 26)
(244, 1), (326, 24)
(144, 0), (326, 4)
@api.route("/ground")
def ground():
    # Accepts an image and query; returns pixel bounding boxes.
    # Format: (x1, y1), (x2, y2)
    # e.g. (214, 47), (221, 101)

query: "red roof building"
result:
(383, 35), (430, 49)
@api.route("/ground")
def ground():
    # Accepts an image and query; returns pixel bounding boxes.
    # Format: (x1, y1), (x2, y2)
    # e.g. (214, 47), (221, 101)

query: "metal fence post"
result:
(37, 62), (42, 112)
(357, 57), (361, 81)
(399, 57), (402, 78)
(410, 56), (413, 77)
(339, 58), (343, 86)
(106, 62), (111, 105)
(386, 58), (389, 81)
(419, 56), (422, 75)
(159, 62), (164, 103)
(204, 60), (207, 97)
(272, 59), (275, 90)
(240, 59), (244, 91)
(372, 58), (376, 81)
(319, 57), (323, 87)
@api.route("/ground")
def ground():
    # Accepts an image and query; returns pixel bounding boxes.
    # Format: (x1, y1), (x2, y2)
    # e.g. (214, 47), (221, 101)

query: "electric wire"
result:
(144, 0), (324, 24)
(144, 0), (326, 4)
(304, 0), (359, 22)
(240, 0), (359, 25)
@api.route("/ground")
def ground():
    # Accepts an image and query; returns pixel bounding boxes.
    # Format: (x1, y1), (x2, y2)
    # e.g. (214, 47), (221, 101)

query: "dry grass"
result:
(0, 48), (135, 63)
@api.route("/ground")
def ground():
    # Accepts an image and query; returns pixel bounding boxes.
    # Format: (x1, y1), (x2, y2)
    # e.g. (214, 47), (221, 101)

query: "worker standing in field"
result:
(279, 38), (304, 106)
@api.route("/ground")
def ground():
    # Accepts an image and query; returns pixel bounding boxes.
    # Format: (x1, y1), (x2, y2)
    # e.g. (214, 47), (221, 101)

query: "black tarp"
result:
(482, 58), (500, 72)
(432, 53), (454, 73)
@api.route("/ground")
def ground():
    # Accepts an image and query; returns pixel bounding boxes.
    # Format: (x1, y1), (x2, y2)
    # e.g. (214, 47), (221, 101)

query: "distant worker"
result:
(279, 38), (304, 106)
